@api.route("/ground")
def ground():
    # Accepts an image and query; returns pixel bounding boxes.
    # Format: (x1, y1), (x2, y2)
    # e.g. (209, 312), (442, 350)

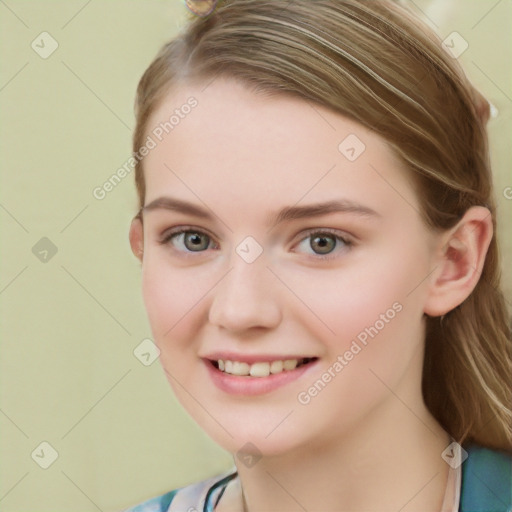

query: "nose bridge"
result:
(208, 243), (281, 331)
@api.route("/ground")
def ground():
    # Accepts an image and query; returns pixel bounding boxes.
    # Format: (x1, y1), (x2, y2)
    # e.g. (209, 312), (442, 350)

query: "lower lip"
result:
(203, 359), (319, 396)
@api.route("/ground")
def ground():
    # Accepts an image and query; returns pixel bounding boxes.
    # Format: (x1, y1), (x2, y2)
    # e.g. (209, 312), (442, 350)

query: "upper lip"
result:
(202, 352), (318, 364)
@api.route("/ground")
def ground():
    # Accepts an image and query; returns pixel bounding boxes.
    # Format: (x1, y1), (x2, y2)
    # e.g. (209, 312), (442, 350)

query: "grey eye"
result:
(309, 234), (337, 254)
(181, 231), (211, 251)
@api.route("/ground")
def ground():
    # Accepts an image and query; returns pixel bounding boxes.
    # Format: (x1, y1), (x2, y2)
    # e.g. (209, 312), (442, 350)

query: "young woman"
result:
(124, 1), (512, 510)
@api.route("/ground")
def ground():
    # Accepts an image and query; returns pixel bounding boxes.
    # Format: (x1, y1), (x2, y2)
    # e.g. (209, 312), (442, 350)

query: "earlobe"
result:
(423, 206), (493, 317)
(129, 217), (144, 262)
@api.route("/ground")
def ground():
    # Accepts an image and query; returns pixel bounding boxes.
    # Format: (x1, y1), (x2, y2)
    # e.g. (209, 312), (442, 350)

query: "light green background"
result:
(0, 1), (510, 511)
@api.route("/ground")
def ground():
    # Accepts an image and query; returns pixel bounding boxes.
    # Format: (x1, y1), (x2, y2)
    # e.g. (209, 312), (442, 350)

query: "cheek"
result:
(279, 243), (428, 400)
(290, 280), (424, 437)
(282, 246), (426, 347)
(141, 257), (189, 342)
(141, 255), (216, 353)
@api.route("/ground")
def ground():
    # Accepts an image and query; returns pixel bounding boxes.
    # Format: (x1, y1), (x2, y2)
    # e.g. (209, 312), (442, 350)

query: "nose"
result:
(208, 251), (282, 333)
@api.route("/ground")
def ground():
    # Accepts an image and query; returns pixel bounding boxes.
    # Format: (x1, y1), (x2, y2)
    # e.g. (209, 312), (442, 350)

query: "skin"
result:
(129, 77), (493, 511)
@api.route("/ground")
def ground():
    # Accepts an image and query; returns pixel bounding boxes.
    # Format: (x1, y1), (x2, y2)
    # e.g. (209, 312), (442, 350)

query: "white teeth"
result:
(270, 360), (283, 374)
(249, 362), (270, 377)
(216, 358), (306, 377)
(231, 361), (250, 376)
(283, 359), (298, 370)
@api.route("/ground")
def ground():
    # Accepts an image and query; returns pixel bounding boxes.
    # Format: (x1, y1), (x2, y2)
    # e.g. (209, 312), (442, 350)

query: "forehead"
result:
(141, 77), (419, 220)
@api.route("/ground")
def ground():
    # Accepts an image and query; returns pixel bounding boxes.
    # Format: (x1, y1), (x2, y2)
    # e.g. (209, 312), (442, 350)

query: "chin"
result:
(187, 407), (312, 459)
(220, 430), (302, 459)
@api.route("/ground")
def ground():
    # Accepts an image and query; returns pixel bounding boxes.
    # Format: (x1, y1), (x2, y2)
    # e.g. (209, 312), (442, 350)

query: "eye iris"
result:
(185, 232), (209, 251)
(311, 234), (335, 254)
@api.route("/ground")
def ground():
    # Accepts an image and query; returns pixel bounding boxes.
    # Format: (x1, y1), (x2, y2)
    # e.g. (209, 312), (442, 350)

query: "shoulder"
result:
(460, 443), (512, 512)
(122, 468), (238, 512)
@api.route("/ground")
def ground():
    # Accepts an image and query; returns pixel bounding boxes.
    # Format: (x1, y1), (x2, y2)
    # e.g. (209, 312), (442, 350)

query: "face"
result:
(130, 77), (440, 456)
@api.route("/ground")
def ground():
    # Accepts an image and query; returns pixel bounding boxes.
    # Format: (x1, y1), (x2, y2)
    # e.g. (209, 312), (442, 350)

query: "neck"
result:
(230, 397), (451, 512)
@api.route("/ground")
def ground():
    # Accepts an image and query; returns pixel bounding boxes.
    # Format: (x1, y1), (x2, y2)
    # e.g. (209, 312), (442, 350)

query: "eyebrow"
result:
(141, 196), (381, 227)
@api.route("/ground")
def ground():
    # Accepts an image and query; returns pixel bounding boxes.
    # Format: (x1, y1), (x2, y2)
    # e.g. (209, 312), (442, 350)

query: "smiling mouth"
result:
(209, 357), (318, 377)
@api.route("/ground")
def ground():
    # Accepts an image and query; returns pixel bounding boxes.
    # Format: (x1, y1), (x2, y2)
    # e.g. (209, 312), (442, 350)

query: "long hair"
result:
(131, 0), (512, 452)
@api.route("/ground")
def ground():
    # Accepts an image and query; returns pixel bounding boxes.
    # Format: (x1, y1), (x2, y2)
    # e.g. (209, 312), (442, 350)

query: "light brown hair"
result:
(132, 0), (512, 452)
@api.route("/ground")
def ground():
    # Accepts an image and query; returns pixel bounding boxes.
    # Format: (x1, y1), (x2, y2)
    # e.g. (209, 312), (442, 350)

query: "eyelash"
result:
(158, 225), (354, 261)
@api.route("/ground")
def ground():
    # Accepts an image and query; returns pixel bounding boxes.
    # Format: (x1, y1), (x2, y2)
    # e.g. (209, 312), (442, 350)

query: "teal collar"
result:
(459, 444), (512, 512)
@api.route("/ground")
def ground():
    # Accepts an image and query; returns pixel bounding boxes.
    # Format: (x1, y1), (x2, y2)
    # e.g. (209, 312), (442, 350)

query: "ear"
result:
(129, 216), (144, 262)
(423, 206), (493, 317)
